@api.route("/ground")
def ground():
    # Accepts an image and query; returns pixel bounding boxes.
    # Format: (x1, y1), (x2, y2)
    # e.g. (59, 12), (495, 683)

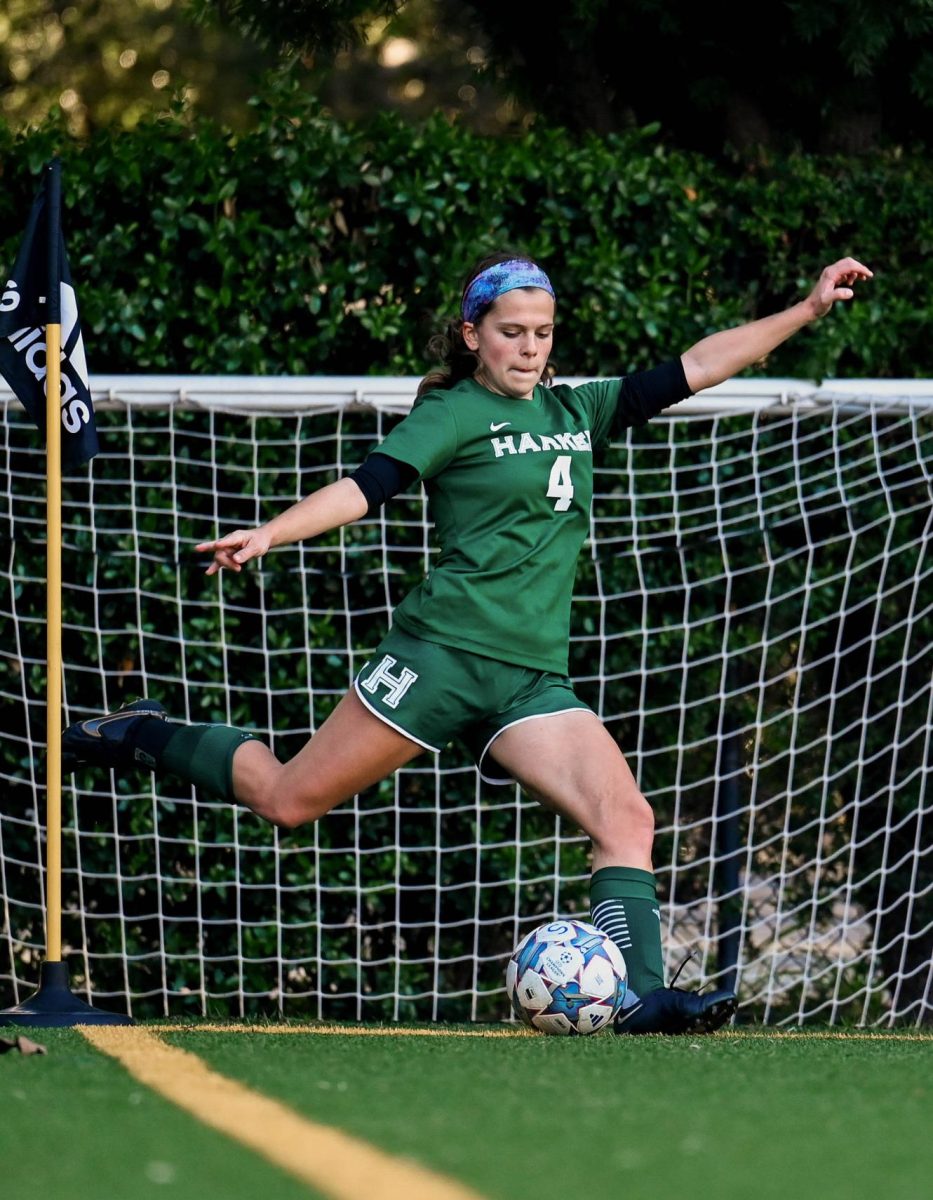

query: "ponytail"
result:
(416, 318), (480, 397)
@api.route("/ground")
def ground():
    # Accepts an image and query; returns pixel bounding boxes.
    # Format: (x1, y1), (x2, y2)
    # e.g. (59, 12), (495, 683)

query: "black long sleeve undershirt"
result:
(611, 358), (693, 435)
(349, 358), (693, 514)
(349, 453), (418, 514)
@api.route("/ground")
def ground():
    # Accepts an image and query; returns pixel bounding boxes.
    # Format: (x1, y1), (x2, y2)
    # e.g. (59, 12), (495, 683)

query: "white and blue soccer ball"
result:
(506, 919), (627, 1035)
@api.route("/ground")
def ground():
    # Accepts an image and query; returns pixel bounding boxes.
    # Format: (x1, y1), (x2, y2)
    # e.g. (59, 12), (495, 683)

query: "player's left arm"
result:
(680, 257), (873, 394)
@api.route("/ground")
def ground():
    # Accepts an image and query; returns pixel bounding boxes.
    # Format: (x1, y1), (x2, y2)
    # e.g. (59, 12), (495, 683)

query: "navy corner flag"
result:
(0, 159), (98, 468)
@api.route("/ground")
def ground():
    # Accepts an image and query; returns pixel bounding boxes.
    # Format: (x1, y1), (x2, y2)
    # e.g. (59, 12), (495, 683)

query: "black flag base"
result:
(0, 960), (134, 1027)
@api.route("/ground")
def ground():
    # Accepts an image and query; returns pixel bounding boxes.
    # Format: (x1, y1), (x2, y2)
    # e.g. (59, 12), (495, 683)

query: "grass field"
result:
(2, 1023), (931, 1200)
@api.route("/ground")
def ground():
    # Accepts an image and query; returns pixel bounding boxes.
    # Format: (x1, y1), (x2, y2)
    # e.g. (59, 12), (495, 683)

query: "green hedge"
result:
(0, 76), (930, 380)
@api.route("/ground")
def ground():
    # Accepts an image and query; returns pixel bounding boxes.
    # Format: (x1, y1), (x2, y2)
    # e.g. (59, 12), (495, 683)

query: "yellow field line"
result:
(80, 1025), (487, 1200)
(149, 1022), (933, 1043)
(155, 1022), (530, 1038)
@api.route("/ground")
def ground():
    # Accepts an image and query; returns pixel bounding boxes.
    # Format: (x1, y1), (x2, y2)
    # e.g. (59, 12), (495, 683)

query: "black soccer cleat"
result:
(61, 699), (168, 774)
(615, 985), (738, 1035)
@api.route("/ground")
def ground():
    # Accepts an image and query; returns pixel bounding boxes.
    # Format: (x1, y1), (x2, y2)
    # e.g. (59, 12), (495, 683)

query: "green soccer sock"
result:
(129, 719), (256, 804)
(590, 866), (665, 1004)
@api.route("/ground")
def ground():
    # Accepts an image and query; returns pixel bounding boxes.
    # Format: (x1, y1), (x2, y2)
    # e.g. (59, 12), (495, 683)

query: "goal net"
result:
(1, 377), (931, 1026)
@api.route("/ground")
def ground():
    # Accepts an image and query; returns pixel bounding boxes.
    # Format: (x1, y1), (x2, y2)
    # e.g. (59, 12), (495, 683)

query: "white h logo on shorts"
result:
(360, 655), (418, 709)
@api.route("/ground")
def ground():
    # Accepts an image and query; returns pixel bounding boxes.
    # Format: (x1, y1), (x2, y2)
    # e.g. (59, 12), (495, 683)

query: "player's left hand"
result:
(806, 257), (873, 319)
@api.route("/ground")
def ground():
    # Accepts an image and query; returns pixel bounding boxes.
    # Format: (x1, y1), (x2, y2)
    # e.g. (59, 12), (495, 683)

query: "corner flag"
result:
(0, 159), (98, 468)
(0, 161), (130, 1027)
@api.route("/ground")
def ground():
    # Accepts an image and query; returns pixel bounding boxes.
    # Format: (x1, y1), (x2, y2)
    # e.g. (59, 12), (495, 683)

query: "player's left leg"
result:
(487, 709), (653, 869)
(487, 710), (736, 1034)
(486, 709), (662, 995)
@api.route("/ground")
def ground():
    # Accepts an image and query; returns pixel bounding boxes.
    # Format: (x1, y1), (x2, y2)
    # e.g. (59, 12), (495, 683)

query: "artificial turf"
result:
(0, 1027), (323, 1200)
(3, 1024), (931, 1200)
(176, 1026), (932, 1200)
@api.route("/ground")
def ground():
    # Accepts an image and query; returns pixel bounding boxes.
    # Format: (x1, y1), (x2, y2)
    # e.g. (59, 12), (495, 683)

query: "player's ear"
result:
(462, 321), (479, 351)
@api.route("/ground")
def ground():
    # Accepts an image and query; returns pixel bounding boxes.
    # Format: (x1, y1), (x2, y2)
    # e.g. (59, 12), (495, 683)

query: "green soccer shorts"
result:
(354, 625), (591, 784)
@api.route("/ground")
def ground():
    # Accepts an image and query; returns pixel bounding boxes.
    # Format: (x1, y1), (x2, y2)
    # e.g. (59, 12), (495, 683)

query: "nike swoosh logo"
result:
(489, 421), (511, 432)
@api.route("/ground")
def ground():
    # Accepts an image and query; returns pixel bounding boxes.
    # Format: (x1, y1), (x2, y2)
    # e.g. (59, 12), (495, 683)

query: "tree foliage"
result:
(444, 0), (933, 151)
(0, 0), (277, 136)
(0, 0), (517, 138)
(6, 2), (933, 151)
(187, 0), (933, 152)
(187, 0), (405, 56)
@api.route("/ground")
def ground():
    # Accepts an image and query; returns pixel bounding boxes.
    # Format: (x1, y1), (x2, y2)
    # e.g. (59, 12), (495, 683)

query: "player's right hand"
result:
(195, 528), (272, 575)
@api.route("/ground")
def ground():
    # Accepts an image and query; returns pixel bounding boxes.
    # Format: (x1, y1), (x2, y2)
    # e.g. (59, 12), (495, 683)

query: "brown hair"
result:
(417, 251), (556, 397)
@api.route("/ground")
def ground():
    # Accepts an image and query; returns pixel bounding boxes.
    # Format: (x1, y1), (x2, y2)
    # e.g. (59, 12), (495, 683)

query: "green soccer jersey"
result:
(374, 375), (622, 674)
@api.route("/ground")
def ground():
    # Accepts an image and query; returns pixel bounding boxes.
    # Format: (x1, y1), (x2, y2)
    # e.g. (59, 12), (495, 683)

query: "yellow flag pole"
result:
(0, 157), (131, 1025)
(45, 320), (63, 964)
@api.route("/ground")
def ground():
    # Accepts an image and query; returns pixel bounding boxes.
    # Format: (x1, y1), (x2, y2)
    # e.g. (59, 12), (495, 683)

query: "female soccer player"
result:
(64, 251), (872, 1033)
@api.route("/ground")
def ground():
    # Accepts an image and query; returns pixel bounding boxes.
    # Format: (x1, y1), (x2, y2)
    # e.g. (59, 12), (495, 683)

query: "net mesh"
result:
(2, 379), (931, 1025)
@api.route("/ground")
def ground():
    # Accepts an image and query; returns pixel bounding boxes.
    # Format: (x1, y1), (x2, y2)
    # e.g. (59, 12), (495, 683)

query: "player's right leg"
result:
(234, 690), (425, 827)
(62, 689), (424, 829)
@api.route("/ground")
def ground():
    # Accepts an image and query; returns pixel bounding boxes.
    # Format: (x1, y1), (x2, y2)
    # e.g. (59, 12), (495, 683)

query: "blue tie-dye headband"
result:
(461, 259), (554, 324)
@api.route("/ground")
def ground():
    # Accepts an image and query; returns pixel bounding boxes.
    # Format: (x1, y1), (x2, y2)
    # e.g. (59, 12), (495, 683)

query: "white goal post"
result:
(1, 376), (931, 1026)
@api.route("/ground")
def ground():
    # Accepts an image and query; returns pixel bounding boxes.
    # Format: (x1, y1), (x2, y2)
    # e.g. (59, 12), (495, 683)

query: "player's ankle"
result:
(127, 716), (176, 767)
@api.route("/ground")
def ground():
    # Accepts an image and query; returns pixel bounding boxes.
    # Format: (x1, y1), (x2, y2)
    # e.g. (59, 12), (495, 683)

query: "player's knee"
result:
(261, 782), (345, 830)
(264, 794), (320, 830)
(268, 804), (308, 831)
(628, 791), (655, 845)
(593, 788), (654, 857)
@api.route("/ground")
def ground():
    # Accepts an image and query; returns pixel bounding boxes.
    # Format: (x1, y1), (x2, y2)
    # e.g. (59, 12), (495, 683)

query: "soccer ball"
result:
(506, 919), (627, 1035)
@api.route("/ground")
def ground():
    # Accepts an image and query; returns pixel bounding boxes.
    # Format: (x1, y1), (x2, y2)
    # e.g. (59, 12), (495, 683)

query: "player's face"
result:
(462, 288), (555, 400)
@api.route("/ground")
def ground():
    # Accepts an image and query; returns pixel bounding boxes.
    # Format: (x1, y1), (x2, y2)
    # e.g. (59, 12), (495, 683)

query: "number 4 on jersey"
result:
(547, 454), (574, 511)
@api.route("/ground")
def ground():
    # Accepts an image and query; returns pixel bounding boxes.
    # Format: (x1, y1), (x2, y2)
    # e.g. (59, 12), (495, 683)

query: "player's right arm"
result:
(198, 392), (451, 576)
(195, 477), (368, 575)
